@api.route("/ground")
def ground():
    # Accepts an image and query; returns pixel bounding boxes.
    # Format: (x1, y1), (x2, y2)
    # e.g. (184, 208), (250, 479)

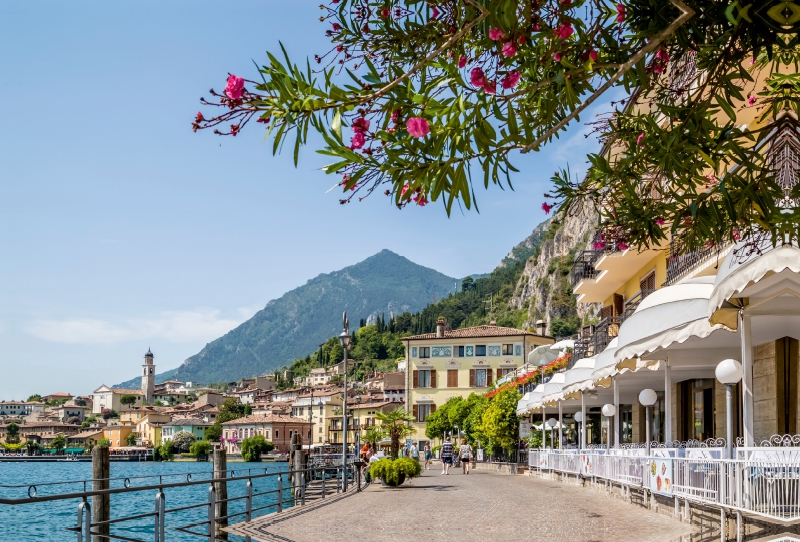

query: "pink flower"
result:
(414, 193), (428, 206)
(542, 202), (553, 214)
(350, 132), (365, 149)
(733, 230), (742, 241)
(195, 112), (204, 122)
(593, 241), (606, 250)
(380, 7), (390, 18)
(470, 67), (486, 88)
(230, 124), (239, 136)
(618, 241), (629, 251)
(589, 50), (598, 62)
(431, 6), (440, 18)
(391, 110), (400, 123)
(458, 55), (467, 68)
(401, 184), (410, 196)
(637, 133), (645, 146)
(502, 42), (517, 57)
(332, 22), (342, 32)
(352, 118), (370, 134)
(483, 79), (496, 94)
(406, 117), (430, 138)
(553, 52), (562, 62)
(656, 218), (665, 225)
(655, 48), (669, 63)
(488, 27), (505, 41)
(555, 24), (574, 39)
(616, 3), (626, 23)
(747, 96), (756, 106)
(518, 35), (526, 45)
(501, 71), (521, 89)
(225, 75), (245, 100)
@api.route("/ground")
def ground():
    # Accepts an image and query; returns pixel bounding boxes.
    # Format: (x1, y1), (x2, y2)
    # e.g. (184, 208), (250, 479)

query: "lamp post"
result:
(338, 312), (351, 491)
(547, 418), (557, 450)
(574, 411), (584, 449)
(639, 389), (657, 457)
(602, 404), (616, 451)
(716, 359), (743, 459)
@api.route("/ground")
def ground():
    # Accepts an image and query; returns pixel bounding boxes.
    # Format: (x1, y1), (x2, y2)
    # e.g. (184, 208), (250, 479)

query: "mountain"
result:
(498, 219), (551, 268)
(157, 250), (457, 385)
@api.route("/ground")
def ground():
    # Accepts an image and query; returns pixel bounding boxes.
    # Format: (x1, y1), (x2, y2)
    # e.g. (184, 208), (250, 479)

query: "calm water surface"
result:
(0, 460), (292, 541)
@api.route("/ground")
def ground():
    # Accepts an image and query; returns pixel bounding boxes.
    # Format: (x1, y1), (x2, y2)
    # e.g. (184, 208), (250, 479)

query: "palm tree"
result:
(363, 426), (382, 451)
(51, 434), (67, 455)
(375, 407), (415, 460)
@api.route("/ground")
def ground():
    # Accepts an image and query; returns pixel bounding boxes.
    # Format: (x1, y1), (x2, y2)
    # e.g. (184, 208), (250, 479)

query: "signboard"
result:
(538, 451), (549, 469)
(519, 423), (532, 438)
(476, 448), (484, 462)
(649, 457), (673, 496)
(581, 453), (594, 476)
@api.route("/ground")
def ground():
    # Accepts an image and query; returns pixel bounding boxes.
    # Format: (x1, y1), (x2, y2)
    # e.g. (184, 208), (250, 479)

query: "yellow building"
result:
(291, 387), (344, 445)
(135, 414), (171, 447)
(404, 319), (553, 446)
(103, 425), (136, 448)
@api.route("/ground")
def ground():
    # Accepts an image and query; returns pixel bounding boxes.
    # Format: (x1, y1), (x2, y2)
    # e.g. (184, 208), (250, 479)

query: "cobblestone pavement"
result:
(228, 469), (697, 542)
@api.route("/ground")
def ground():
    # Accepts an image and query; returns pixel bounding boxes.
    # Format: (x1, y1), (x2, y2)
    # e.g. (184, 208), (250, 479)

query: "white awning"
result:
(531, 372), (568, 408)
(590, 338), (620, 384)
(560, 356), (598, 396)
(613, 277), (727, 362)
(550, 339), (575, 351)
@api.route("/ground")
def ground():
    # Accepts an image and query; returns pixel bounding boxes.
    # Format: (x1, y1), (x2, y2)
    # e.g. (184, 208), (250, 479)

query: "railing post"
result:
(154, 490), (165, 542)
(245, 479), (252, 522)
(91, 446), (110, 542)
(212, 447), (228, 538)
(321, 468), (326, 498)
(77, 499), (91, 542)
(207, 485), (216, 542)
(276, 475), (283, 513)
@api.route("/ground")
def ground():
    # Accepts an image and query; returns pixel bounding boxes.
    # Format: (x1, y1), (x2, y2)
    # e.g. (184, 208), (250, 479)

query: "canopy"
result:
(613, 277), (727, 362)
(590, 338), (620, 385)
(531, 372), (568, 408)
(516, 385), (545, 415)
(528, 344), (558, 367)
(560, 356), (598, 396)
(550, 339), (575, 351)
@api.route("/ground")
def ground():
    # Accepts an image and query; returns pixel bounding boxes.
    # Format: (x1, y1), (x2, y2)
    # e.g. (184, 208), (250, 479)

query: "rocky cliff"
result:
(510, 202), (602, 336)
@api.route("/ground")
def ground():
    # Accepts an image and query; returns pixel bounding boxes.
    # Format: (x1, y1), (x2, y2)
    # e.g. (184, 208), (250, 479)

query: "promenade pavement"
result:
(228, 468), (697, 541)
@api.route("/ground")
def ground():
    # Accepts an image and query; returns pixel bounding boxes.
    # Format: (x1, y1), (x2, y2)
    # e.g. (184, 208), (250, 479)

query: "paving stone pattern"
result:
(228, 469), (696, 542)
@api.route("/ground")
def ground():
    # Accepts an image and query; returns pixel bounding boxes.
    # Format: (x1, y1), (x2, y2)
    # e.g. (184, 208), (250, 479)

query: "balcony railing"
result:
(570, 250), (601, 288)
(664, 236), (728, 286)
(622, 289), (655, 320)
(570, 315), (622, 365)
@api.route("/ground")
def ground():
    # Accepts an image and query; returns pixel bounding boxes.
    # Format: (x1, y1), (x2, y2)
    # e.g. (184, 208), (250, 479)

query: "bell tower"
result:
(142, 348), (155, 403)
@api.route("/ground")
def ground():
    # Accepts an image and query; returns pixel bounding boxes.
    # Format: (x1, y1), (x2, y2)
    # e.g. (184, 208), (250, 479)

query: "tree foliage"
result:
(51, 434), (68, 453)
(375, 406), (416, 459)
(477, 387), (521, 453)
(195, 0), (800, 253)
(5, 422), (20, 444)
(171, 431), (197, 452)
(240, 434), (275, 461)
(158, 441), (174, 461)
(189, 440), (212, 457)
(205, 423), (223, 442)
(217, 398), (246, 424)
(120, 394), (138, 406)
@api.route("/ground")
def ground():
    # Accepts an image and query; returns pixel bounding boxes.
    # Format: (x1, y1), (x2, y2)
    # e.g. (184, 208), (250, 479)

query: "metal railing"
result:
(0, 462), (366, 541)
(622, 290), (655, 320)
(664, 237), (729, 286)
(570, 250), (601, 288)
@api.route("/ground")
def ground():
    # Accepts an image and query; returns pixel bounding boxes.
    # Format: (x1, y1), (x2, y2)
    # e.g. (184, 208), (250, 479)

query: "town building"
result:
(404, 319), (554, 448)
(0, 421), (81, 442)
(67, 429), (104, 449)
(141, 348), (156, 402)
(92, 386), (144, 414)
(102, 425), (135, 448)
(220, 414), (312, 454)
(382, 372), (406, 403)
(135, 414), (171, 447)
(41, 392), (73, 403)
(162, 418), (212, 442)
(52, 402), (86, 423)
(0, 401), (45, 420)
(291, 387), (344, 444)
(328, 397), (397, 445)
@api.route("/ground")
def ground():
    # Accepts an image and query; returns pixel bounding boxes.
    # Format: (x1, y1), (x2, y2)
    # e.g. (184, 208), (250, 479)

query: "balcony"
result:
(570, 250), (601, 288)
(664, 237), (731, 286)
(569, 315), (622, 366)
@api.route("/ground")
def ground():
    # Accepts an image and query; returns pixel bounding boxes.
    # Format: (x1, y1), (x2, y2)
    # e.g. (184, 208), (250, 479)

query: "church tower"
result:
(142, 348), (155, 403)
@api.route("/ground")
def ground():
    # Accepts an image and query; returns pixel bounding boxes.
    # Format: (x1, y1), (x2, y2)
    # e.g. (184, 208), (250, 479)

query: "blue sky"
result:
(0, 1), (614, 399)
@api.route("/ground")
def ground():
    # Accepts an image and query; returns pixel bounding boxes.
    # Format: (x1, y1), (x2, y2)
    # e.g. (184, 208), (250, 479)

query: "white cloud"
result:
(24, 307), (257, 345)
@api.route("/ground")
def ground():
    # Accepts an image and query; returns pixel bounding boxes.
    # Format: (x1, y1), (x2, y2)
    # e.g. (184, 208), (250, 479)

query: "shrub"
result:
(240, 435), (274, 462)
(367, 458), (422, 486)
(171, 431), (196, 452)
(189, 440), (211, 457)
(158, 441), (174, 461)
(97, 438), (111, 448)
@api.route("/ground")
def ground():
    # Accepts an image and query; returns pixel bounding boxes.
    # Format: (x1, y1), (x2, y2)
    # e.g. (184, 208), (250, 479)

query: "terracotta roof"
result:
(110, 389), (143, 395)
(221, 414), (311, 426)
(403, 325), (547, 340)
(69, 430), (104, 440)
(167, 418), (211, 426)
(44, 392), (72, 397)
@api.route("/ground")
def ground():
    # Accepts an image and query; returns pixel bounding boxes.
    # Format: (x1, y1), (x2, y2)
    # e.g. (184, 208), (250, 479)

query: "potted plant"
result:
(368, 457), (422, 487)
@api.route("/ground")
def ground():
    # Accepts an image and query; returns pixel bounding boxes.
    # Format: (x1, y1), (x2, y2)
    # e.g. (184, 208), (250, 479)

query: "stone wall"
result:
(753, 341), (777, 440)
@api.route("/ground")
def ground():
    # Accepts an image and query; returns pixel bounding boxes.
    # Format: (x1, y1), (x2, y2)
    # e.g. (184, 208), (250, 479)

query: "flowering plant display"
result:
(193, 0), (800, 252)
(485, 352), (571, 399)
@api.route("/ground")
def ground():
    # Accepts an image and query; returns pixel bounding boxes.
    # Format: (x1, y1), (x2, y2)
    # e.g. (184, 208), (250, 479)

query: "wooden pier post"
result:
(92, 446), (110, 542)
(213, 446), (228, 539)
(290, 434), (306, 503)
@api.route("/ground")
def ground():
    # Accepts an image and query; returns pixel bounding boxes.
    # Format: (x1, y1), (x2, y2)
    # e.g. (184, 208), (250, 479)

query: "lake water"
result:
(0, 460), (293, 541)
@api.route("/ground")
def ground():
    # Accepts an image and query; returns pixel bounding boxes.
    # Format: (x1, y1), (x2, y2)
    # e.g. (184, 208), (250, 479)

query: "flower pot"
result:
(379, 473), (406, 487)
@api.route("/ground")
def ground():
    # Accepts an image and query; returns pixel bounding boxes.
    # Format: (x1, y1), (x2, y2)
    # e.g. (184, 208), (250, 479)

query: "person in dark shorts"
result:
(440, 436), (453, 475)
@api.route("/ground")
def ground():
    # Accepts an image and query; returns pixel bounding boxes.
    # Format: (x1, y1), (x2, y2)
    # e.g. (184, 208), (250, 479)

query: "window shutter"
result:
(430, 404), (436, 414)
(413, 370), (419, 389)
(496, 368), (502, 381)
(486, 370), (492, 387)
(448, 370), (458, 387)
(430, 370), (437, 388)
(469, 369), (476, 387)
(600, 305), (613, 320)
(412, 405), (419, 422)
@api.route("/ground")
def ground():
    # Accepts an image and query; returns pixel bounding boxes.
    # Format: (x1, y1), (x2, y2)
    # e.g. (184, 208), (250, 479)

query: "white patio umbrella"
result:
(528, 344), (559, 366)
(550, 339), (575, 352)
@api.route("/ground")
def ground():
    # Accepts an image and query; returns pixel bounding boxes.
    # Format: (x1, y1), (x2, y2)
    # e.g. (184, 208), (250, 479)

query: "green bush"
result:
(367, 458), (422, 486)
(158, 441), (174, 461)
(189, 440), (211, 457)
(240, 435), (274, 462)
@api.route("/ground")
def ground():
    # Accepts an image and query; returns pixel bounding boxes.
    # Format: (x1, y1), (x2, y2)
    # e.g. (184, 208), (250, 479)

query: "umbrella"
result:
(528, 344), (558, 367)
(550, 339), (575, 352)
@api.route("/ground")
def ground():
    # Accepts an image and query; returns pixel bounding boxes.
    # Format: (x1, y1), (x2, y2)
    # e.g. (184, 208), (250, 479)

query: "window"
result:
(502, 344), (514, 355)
(475, 369), (487, 387)
(501, 367), (516, 377)
(416, 404), (431, 422)
(318, 426), (322, 433)
(275, 430), (279, 439)
(475, 345), (486, 356)
(457, 346), (465, 357)
(413, 369), (436, 388)
(419, 347), (431, 358)
(447, 370), (458, 387)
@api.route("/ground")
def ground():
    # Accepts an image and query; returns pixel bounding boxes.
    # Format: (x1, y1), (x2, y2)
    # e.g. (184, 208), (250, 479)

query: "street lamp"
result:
(601, 404), (616, 451)
(639, 389), (657, 457)
(547, 418), (557, 450)
(574, 411), (583, 449)
(338, 312), (351, 491)
(716, 359), (743, 459)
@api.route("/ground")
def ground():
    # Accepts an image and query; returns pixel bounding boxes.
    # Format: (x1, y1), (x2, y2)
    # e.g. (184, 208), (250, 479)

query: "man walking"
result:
(440, 436), (453, 475)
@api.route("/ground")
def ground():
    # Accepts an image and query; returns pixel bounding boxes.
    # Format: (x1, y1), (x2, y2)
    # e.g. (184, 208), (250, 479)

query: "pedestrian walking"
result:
(423, 443), (432, 470)
(440, 437), (453, 475)
(410, 441), (419, 462)
(459, 439), (473, 474)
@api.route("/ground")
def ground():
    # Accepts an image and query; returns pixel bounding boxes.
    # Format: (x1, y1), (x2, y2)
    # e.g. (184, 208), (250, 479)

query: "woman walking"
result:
(459, 439), (473, 474)
(423, 443), (432, 470)
(440, 436), (453, 475)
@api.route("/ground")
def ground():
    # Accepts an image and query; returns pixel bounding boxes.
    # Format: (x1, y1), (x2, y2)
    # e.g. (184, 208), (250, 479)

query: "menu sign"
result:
(581, 454), (594, 476)
(538, 451), (549, 469)
(649, 457), (673, 496)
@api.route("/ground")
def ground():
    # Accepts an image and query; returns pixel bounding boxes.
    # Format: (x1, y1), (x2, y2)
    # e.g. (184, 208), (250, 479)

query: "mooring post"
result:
(291, 434), (305, 504)
(91, 446), (110, 542)
(213, 447), (228, 539)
